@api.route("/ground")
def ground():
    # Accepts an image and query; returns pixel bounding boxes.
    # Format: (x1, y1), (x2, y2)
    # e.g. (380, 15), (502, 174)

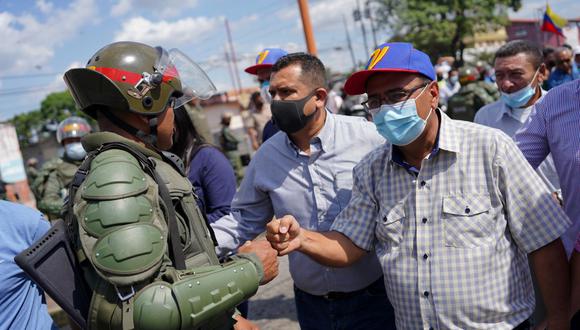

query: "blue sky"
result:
(0, 0), (578, 121)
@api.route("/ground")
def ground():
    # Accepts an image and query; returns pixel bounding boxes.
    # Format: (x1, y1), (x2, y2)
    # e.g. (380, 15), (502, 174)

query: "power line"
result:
(0, 72), (61, 80)
(0, 86), (58, 96)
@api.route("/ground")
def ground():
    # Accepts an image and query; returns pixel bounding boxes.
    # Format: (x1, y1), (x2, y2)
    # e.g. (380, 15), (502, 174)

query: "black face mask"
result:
(270, 90), (318, 134)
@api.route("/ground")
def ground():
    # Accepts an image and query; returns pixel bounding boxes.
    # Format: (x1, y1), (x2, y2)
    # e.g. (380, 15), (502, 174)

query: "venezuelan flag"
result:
(541, 4), (567, 37)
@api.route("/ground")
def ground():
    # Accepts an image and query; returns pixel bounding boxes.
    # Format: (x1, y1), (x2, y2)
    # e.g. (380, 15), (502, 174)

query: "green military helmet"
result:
(458, 66), (480, 85)
(63, 41), (217, 146)
(56, 116), (92, 144)
(64, 41), (217, 119)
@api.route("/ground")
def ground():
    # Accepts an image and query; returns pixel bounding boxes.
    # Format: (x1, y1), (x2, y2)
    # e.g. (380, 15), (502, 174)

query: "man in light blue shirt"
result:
(0, 201), (56, 330)
(211, 53), (395, 329)
(474, 40), (561, 197)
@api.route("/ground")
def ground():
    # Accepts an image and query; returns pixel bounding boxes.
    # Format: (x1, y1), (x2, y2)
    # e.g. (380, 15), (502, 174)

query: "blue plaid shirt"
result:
(332, 110), (571, 329)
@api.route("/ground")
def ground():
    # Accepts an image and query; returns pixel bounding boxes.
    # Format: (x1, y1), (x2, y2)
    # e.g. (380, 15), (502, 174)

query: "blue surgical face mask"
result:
(260, 80), (272, 104)
(372, 86), (433, 146)
(449, 76), (459, 85)
(500, 69), (539, 109)
(65, 142), (86, 160)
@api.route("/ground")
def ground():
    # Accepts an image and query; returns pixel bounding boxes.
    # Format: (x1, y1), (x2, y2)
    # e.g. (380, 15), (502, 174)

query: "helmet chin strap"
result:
(100, 110), (159, 148)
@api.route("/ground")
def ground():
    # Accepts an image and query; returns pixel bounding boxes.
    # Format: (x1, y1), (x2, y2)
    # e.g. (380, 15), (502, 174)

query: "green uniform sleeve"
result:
(37, 169), (65, 219)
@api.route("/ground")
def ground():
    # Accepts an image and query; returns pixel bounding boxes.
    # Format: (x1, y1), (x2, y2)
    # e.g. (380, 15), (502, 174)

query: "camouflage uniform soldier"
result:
(446, 66), (496, 121)
(36, 117), (91, 220)
(62, 41), (276, 329)
(219, 113), (243, 183)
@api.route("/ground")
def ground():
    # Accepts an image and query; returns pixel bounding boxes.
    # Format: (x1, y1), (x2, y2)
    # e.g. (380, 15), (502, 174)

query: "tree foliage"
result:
(374, 0), (521, 63)
(10, 90), (92, 145)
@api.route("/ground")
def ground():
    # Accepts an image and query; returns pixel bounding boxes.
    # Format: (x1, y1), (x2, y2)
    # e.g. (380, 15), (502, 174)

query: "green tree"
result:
(10, 90), (93, 145)
(374, 0), (521, 63)
(39, 90), (77, 122)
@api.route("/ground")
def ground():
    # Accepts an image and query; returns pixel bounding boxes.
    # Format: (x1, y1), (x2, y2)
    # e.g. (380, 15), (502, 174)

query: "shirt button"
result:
(423, 253), (428, 260)
(423, 291), (429, 297)
(420, 180), (426, 187)
(422, 217), (428, 224)
(465, 207), (471, 214)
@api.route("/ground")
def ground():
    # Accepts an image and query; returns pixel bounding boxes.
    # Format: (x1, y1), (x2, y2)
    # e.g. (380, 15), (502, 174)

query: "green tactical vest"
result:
(71, 132), (221, 329)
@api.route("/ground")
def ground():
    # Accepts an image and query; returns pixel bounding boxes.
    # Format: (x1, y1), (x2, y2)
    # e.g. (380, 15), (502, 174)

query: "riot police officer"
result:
(446, 66), (496, 121)
(62, 41), (277, 329)
(35, 116), (91, 220)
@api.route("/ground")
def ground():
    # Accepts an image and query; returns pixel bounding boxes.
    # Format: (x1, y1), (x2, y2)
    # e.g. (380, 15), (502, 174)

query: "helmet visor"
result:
(157, 48), (217, 108)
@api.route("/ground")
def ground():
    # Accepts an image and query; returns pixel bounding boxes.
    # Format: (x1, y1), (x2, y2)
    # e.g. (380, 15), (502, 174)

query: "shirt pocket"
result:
(375, 203), (405, 250)
(442, 194), (494, 248)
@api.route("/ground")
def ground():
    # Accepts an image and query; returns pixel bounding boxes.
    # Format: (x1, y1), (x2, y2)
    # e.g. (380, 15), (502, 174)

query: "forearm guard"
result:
(133, 257), (260, 330)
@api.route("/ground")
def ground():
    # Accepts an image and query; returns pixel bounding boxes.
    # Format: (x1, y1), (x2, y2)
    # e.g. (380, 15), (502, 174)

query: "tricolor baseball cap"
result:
(344, 42), (436, 95)
(244, 48), (288, 75)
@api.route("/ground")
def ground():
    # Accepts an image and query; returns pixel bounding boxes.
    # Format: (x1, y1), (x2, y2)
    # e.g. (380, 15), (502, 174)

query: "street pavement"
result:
(248, 255), (299, 329)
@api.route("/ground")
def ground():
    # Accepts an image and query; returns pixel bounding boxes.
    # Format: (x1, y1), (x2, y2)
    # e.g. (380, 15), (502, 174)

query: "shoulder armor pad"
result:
(81, 195), (155, 237)
(92, 223), (165, 286)
(81, 149), (148, 200)
(151, 158), (191, 194)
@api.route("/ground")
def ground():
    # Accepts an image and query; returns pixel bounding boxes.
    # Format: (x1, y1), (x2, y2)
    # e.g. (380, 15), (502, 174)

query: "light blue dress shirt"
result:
(212, 111), (386, 295)
(0, 201), (56, 330)
(474, 90), (561, 193)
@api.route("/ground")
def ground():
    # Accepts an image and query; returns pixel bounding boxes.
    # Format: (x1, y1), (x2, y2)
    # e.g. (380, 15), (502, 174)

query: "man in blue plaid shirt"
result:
(266, 43), (571, 330)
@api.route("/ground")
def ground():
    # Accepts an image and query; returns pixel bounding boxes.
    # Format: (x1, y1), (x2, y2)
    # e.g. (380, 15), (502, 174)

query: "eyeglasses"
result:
(362, 83), (429, 114)
(555, 58), (572, 66)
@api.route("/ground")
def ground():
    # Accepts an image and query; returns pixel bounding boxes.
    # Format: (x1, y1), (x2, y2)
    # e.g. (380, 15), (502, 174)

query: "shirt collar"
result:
(498, 88), (547, 123)
(436, 109), (461, 154)
(390, 109), (457, 172)
(284, 109), (333, 156)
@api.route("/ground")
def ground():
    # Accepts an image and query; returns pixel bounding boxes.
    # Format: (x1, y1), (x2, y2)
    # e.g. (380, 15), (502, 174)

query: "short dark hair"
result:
(494, 40), (543, 69)
(271, 52), (326, 89)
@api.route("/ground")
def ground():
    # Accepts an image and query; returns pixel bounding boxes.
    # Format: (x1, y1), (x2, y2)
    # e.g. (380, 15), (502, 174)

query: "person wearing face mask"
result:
(474, 39), (565, 327)
(211, 52), (396, 330)
(474, 40), (561, 199)
(438, 68), (460, 111)
(245, 91), (270, 150)
(266, 42), (572, 330)
(35, 116), (91, 220)
(244, 48), (288, 145)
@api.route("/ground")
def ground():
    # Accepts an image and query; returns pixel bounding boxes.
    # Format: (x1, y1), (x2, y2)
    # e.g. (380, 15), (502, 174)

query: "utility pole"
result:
(224, 18), (242, 93)
(297, 0), (318, 55)
(224, 49), (237, 91)
(365, 1), (378, 48)
(342, 15), (357, 70)
(354, 0), (370, 59)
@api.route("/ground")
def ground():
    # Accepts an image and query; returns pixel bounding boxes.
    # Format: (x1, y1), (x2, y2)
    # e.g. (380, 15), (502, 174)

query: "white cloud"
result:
(36, 0), (54, 14)
(114, 16), (223, 47)
(0, 0), (97, 75)
(276, 0), (358, 31)
(111, 0), (199, 18)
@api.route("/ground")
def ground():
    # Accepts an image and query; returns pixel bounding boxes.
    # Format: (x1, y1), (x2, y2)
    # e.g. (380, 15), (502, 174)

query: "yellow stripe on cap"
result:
(257, 50), (270, 65)
(367, 46), (390, 70)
